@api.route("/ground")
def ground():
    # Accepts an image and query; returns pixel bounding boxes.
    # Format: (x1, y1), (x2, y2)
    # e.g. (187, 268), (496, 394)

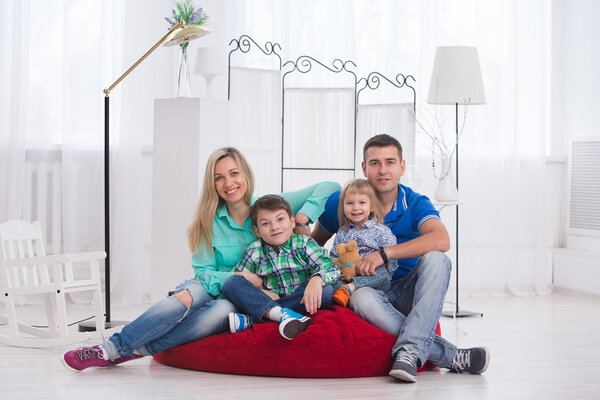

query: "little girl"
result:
(331, 179), (397, 306)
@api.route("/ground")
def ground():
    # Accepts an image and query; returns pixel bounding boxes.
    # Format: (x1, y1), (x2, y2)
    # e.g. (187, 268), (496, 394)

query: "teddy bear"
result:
(331, 240), (361, 282)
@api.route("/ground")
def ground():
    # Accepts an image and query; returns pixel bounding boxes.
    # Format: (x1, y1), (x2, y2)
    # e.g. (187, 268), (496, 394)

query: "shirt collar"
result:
(385, 184), (408, 222)
(261, 233), (295, 255)
(216, 203), (251, 230)
(348, 219), (377, 230)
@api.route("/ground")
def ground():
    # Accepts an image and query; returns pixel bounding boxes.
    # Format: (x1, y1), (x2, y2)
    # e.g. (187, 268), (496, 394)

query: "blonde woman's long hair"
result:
(187, 147), (254, 253)
(338, 179), (383, 230)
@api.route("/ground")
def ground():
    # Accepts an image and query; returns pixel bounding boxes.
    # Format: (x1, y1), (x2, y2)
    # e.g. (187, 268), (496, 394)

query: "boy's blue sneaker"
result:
(278, 308), (311, 340)
(229, 313), (253, 333)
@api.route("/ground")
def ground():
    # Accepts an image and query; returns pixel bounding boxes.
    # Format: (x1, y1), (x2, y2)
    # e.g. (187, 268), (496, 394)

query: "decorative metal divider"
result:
(356, 72), (416, 115)
(227, 35), (282, 100)
(281, 57), (358, 192)
(227, 35), (417, 193)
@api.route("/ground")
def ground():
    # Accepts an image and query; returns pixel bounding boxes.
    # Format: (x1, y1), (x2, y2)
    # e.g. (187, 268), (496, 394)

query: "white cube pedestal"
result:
(151, 97), (228, 303)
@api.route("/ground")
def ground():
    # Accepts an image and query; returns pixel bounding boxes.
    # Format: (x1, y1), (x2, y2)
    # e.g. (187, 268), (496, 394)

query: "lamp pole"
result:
(79, 20), (210, 331)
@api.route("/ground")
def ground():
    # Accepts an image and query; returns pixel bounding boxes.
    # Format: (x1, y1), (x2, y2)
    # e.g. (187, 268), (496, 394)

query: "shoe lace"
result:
(395, 350), (419, 366)
(451, 349), (471, 372)
(76, 346), (104, 361)
(241, 315), (252, 329)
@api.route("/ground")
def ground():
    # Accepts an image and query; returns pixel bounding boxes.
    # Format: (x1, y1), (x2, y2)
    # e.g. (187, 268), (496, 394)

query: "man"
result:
(312, 134), (489, 383)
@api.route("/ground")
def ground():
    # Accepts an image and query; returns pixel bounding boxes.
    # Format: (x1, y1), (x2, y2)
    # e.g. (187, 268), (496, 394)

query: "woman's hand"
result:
(294, 212), (311, 236)
(234, 270), (263, 288)
(261, 289), (280, 301)
(354, 251), (383, 276)
(300, 275), (323, 314)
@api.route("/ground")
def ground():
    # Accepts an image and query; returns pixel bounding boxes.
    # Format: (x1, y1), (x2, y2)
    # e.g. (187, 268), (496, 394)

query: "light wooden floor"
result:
(1, 291), (600, 399)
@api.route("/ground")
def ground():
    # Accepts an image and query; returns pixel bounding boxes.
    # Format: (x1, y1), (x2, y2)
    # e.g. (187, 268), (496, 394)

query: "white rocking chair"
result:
(0, 220), (107, 347)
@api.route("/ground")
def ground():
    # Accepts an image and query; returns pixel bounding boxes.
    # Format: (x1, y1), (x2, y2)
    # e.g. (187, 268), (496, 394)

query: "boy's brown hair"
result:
(250, 194), (293, 227)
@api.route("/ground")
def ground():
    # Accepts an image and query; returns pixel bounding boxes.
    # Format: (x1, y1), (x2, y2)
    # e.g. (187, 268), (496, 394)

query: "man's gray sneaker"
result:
(389, 349), (419, 383)
(450, 347), (490, 374)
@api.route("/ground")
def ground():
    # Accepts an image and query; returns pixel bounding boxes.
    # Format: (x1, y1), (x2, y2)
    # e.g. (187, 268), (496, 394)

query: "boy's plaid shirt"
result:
(235, 234), (340, 295)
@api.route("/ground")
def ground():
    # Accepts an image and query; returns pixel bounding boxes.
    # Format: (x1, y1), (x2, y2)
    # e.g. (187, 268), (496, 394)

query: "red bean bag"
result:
(153, 305), (440, 378)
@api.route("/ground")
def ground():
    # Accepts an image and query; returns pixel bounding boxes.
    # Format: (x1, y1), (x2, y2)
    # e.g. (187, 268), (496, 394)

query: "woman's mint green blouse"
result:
(191, 182), (341, 297)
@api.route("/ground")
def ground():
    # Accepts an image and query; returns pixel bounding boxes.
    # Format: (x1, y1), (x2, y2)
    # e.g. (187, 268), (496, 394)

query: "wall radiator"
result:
(22, 149), (63, 254)
(568, 138), (600, 246)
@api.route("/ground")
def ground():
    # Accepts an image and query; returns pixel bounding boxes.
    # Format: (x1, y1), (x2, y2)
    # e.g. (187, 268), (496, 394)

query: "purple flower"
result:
(165, 17), (177, 28)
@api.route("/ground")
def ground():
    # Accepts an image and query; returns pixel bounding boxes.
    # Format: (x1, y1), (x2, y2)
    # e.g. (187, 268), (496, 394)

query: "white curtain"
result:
(228, 0), (553, 296)
(1, 0), (177, 305)
(418, 0), (552, 296)
(2, 0), (553, 304)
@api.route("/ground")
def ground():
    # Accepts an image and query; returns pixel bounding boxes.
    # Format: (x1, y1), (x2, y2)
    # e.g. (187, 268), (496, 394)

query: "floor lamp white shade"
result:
(426, 45), (485, 318)
(427, 46), (486, 106)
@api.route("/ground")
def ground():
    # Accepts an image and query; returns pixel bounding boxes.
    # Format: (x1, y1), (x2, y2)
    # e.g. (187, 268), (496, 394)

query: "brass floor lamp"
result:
(79, 21), (209, 331)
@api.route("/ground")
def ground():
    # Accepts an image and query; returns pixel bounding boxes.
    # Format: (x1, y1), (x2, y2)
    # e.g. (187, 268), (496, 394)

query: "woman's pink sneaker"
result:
(61, 345), (110, 372)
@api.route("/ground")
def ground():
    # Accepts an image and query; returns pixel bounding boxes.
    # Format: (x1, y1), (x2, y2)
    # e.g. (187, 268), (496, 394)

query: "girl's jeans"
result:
(222, 274), (334, 323)
(333, 265), (391, 293)
(104, 280), (236, 359)
(348, 251), (457, 368)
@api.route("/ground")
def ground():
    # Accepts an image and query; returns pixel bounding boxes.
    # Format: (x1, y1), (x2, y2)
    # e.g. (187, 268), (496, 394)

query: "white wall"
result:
(551, 0), (600, 295)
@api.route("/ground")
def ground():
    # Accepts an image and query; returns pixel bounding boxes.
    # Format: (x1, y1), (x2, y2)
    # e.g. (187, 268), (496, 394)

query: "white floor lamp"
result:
(427, 46), (486, 318)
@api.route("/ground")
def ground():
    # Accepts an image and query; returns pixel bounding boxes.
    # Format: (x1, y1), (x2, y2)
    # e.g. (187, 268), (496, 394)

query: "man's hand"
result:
(261, 289), (280, 301)
(234, 270), (263, 288)
(294, 212), (311, 236)
(300, 275), (323, 314)
(354, 251), (383, 276)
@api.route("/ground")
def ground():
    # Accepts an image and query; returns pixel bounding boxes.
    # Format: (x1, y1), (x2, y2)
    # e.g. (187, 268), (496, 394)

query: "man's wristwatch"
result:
(295, 221), (310, 226)
(379, 247), (389, 266)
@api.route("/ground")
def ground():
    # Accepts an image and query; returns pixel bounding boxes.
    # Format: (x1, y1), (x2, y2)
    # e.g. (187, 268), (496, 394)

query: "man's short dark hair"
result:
(363, 134), (403, 162)
(250, 194), (293, 227)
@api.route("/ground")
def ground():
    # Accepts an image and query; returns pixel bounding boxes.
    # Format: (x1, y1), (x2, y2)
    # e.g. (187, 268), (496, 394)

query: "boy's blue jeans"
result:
(104, 280), (236, 359)
(222, 274), (334, 323)
(348, 251), (457, 368)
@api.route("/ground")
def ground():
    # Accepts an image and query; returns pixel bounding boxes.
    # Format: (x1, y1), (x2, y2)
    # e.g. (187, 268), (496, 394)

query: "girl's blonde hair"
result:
(187, 147), (254, 253)
(338, 179), (383, 230)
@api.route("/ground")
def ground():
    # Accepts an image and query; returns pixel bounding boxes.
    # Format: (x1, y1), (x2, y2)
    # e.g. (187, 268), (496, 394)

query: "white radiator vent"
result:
(569, 140), (600, 234)
(23, 149), (63, 254)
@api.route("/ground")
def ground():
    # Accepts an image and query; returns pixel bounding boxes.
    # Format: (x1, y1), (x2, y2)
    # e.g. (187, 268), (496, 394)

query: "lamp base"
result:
(441, 309), (483, 318)
(78, 320), (129, 332)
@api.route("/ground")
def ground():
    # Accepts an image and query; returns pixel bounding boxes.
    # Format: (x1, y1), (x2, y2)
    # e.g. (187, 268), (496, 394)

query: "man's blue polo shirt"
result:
(318, 184), (440, 280)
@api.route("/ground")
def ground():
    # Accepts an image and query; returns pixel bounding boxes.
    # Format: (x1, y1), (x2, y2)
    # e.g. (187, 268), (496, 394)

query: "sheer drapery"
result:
(418, 0), (552, 296)
(1, 0), (175, 305)
(229, 0), (552, 296)
(2, 0), (553, 304)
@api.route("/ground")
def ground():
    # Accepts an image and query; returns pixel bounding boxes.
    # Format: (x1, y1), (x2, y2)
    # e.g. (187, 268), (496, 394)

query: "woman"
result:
(62, 147), (340, 372)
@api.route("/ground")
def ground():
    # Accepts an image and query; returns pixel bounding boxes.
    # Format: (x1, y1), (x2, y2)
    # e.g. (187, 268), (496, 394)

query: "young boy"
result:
(222, 194), (340, 340)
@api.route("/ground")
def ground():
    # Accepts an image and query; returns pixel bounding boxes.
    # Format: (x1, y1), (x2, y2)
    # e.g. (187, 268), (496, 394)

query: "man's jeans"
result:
(222, 274), (334, 322)
(104, 280), (236, 359)
(348, 251), (457, 368)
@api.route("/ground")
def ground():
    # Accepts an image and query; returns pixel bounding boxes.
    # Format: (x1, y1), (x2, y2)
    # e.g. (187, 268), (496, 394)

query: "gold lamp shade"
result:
(164, 25), (210, 46)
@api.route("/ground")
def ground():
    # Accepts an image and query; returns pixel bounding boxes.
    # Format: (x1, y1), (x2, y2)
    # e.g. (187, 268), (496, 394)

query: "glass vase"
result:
(434, 157), (459, 202)
(177, 45), (192, 97)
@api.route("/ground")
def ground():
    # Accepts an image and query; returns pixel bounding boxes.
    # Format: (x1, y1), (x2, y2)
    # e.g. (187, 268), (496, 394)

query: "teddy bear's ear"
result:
(336, 243), (347, 254)
(347, 240), (357, 251)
